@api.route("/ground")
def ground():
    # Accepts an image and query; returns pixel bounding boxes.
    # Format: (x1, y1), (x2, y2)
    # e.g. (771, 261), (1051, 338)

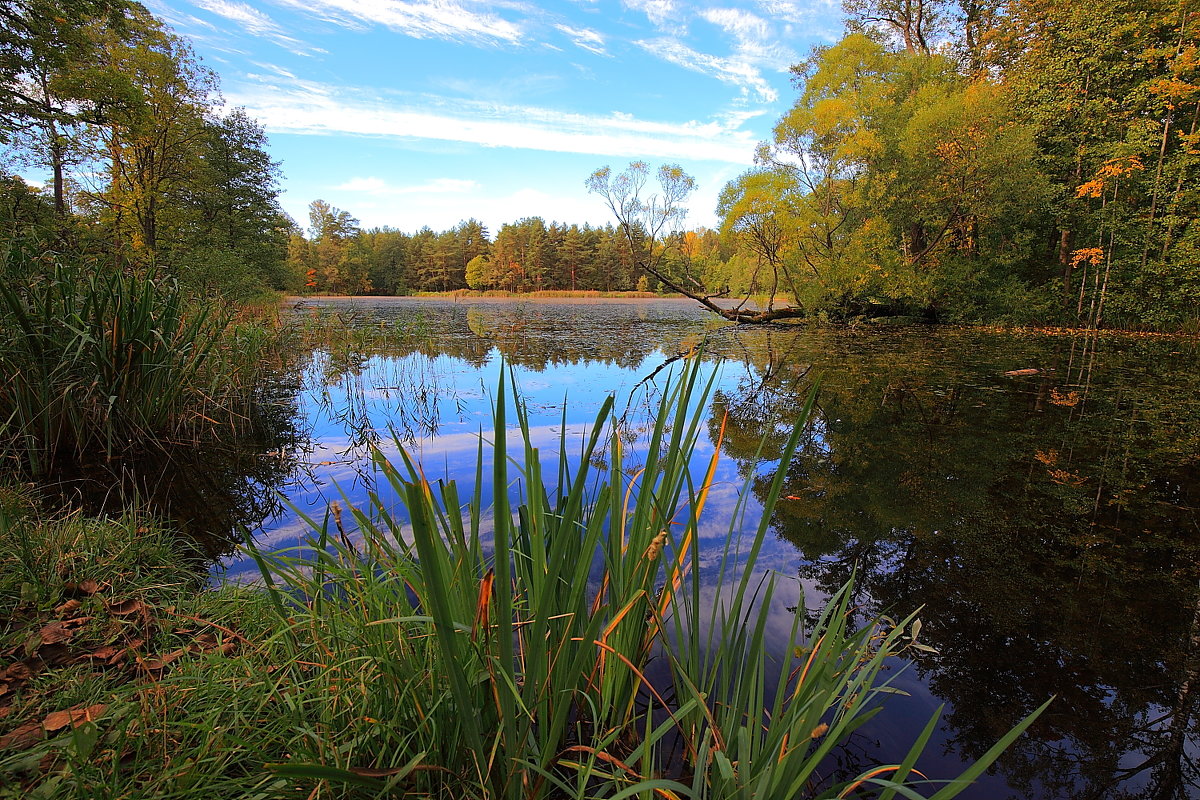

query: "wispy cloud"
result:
(554, 23), (607, 56)
(622, 0), (681, 30)
(225, 76), (758, 164)
(143, 0), (217, 32)
(754, 0), (843, 41)
(635, 37), (779, 103)
(703, 6), (797, 67)
(755, 0), (840, 24)
(185, 0), (323, 56)
(194, 0), (281, 36)
(271, 0), (525, 45)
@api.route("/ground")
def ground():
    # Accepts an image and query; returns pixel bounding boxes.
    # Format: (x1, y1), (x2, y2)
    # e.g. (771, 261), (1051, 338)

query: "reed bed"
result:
(0, 259), (277, 476)
(250, 359), (1046, 798)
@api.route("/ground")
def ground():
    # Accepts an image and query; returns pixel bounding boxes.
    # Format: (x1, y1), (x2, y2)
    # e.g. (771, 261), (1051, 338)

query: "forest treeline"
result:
(287, 207), (720, 296)
(2, 0), (1197, 329)
(291, 0), (1200, 330)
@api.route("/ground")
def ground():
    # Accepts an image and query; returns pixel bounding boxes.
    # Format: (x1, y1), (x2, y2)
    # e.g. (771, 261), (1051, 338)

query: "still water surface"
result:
(221, 297), (1200, 799)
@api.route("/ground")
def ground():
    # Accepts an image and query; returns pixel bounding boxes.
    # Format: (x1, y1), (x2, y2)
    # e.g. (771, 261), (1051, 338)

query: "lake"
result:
(215, 296), (1200, 799)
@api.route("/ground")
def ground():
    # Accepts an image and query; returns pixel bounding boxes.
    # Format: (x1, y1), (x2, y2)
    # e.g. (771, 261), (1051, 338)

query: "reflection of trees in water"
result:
(295, 300), (724, 477)
(299, 299), (723, 374)
(50, 371), (306, 559)
(708, 328), (1200, 798)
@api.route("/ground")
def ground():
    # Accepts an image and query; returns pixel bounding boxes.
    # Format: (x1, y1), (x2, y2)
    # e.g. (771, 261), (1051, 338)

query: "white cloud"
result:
(225, 76), (759, 164)
(301, 160), (740, 234)
(272, 0), (524, 45)
(143, 0), (218, 32)
(702, 7), (795, 67)
(755, 0), (839, 23)
(622, 0), (681, 29)
(635, 37), (779, 103)
(194, 0), (281, 36)
(187, 0), (322, 56)
(554, 23), (607, 56)
(702, 7), (770, 43)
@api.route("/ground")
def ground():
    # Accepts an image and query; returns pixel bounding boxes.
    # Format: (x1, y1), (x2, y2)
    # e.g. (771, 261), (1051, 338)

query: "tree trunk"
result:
(1059, 228), (1073, 304)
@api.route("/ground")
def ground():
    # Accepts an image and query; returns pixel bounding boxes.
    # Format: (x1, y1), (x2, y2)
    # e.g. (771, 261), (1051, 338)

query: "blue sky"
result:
(148, 0), (843, 235)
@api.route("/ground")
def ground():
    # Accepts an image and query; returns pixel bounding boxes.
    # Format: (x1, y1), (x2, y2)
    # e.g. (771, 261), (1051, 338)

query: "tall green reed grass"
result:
(0, 257), (277, 475)
(251, 358), (1048, 799)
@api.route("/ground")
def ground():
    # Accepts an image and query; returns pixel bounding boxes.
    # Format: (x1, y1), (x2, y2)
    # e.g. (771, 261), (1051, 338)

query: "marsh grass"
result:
(0, 258), (277, 476)
(250, 358), (1047, 798)
(0, 359), (1046, 799)
(0, 505), (294, 800)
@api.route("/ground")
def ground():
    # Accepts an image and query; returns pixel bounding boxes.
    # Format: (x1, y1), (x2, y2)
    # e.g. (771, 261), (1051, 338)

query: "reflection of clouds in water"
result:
(663, 569), (829, 658)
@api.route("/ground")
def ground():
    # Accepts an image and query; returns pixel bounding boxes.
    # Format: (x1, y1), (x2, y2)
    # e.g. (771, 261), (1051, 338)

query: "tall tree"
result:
(0, 0), (135, 217)
(171, 109), (288, 295)
(718, 168), (808, 312)
(307, 199), (364, 293)
(90, 6), (216, 259)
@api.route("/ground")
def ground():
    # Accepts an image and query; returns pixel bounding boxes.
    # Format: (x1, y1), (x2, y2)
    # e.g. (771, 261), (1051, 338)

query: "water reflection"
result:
(240, 298), (1200, 799)
(708, 327), (1200, 799)
(48, 374), (306, 559)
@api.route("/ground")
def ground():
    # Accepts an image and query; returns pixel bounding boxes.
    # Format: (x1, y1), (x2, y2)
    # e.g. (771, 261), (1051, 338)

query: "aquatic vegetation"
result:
(251, 359), (1047, 798)
(0, 258), (278, 476)
(0, 359), (1047, 798)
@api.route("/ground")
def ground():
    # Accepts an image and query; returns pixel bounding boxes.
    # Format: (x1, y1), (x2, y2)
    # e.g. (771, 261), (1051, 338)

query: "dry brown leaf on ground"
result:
(4, 663), (32, 681)
(138, 649), (186, 672)
(0, 704), (105, 750)
(75, 644), (124, 664)
(41, 704), (106, 732)
(0, 720), (44, 750)
(55, 599), (82, 616)
(34, 617), (91, 648)
(105, 599), (146, 617)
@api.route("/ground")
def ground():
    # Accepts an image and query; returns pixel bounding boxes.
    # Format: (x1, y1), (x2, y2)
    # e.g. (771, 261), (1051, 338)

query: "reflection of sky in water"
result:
(216, 342), (1014, 796)
(222, 350), (784, 578)
(214, 298), (1200, 800)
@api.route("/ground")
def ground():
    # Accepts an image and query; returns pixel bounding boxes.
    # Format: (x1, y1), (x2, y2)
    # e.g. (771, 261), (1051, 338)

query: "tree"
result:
(307, 199), (364, 293)
(465, 253), (497, 290)
(717, 168), (808, 312)
(1, 1), (136, 218)
(996, 0), (1200, 329)
(588, 160), (803, 323)
(558, 224), (592, 291)
(0, 0), (132, 131)
(171, 108), (288, 295)
(843, 0), (945, 54)
(89, 7), (216, 259)
(759, 33), (1050, 321)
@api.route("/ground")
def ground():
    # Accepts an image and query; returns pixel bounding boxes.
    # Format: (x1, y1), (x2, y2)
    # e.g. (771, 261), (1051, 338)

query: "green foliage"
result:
(0, 3), (288, 301)
(168, 109), (290, 298)
(292, 215), (656, 295)
(0, 255), (271, 476)
(996, 0), (1200, 330)
(464, 253), (495, 290)
(693, 2), (1200, 330)
(246, 360), (1045, 798)
(738, 35), (1050, 322)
